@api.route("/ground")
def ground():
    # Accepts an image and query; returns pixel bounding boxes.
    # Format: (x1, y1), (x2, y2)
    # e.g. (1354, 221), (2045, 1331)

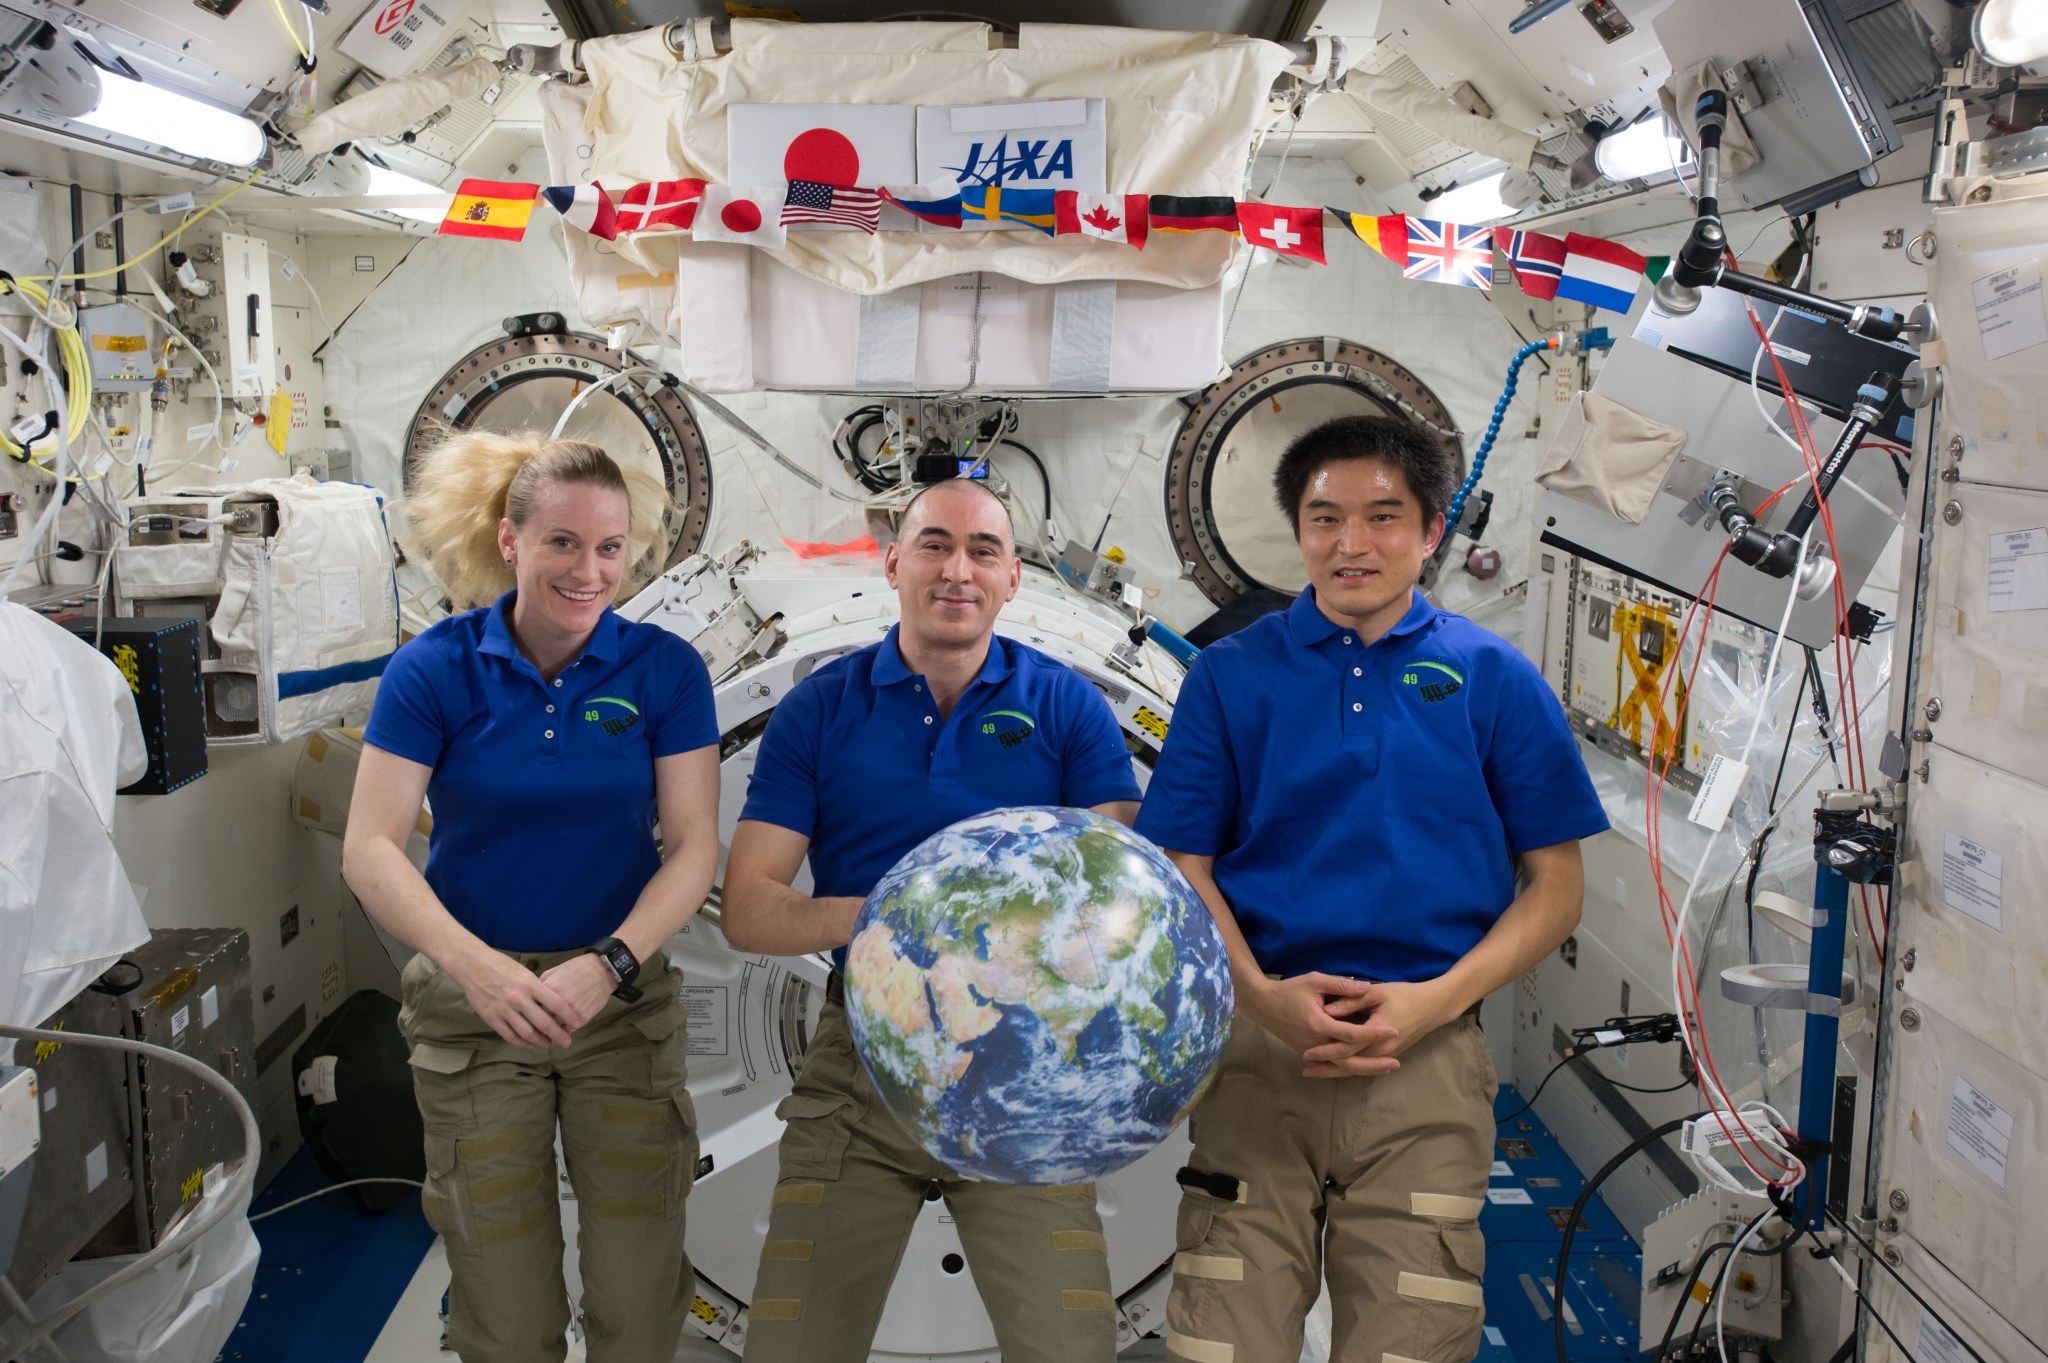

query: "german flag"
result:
(1149, 195), (1240, 235)
(440, 179), (539, 241)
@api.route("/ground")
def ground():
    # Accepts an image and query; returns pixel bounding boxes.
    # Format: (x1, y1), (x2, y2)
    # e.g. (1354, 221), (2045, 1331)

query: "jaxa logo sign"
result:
(980, 709), (1037, 749)
(1401, 661), (1464, 704)
(945, 137), (1077, 186)
(584, 696), (641, 737)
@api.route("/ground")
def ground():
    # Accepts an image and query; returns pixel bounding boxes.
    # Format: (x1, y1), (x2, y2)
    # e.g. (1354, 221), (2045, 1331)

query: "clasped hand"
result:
(1252, 974), (1461, 1078)
(456, 951), (615, 1047)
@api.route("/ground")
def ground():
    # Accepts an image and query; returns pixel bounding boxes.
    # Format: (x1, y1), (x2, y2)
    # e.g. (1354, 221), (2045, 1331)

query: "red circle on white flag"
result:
(722, 199), (762, 233)
(785, 129), (859, 187)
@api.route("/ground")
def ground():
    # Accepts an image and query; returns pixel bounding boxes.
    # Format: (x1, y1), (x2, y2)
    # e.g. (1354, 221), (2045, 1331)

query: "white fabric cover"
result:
(572, 21), (1293, 295)
(176, 477), (398, 745)
(291, 56), (503, 154)
(111, 539), (226, 601)
(0, 604), (151, 1032)
(9, 1175), (258, 1363)
(1342, 73), (1538, 170)
(1536, 390), (1688, 525)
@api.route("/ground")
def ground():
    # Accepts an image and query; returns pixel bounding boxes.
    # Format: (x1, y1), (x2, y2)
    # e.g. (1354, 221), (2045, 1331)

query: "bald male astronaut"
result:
(721, 477), (1142, 1363)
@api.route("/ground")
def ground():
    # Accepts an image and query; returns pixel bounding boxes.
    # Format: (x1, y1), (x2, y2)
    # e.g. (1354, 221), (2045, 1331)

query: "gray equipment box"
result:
(8, 988), (133, 1297)
(87, 930), (258, 1253)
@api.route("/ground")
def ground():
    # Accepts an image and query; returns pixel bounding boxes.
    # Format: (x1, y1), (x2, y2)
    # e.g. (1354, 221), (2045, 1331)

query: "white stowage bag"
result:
(3, 1175), (259, 1363)
(574, 21), (1294, 296)
(206, 475), (399, 745)
(0, 604), (151, 1032)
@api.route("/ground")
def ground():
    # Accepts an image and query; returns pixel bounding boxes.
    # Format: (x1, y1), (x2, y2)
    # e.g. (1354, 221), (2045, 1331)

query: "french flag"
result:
(1555, 233), (1647, 314)
(541, 183), (618, 241)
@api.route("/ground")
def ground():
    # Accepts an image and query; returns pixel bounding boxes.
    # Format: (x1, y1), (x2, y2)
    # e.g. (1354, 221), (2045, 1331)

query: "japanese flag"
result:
(1237, 202), (1326, 264)
(692, 187), (789, 249)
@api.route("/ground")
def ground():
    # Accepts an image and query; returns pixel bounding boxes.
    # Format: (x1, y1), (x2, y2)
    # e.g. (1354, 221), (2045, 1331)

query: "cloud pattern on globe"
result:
(844, 806), (1234, 1185)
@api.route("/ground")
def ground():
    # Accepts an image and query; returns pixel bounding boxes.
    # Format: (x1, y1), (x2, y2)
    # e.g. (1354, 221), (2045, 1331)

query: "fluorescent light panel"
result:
(1594, 118), (1693, 183)
(362, 164), (456, 222)
(74, 72), (264, 167)
(1975, 0), (2048, 65)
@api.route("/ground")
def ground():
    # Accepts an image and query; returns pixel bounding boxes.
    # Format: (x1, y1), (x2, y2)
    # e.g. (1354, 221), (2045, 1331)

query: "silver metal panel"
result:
(1536, 336), (1906, 651)
(9, 989), (132, 1297)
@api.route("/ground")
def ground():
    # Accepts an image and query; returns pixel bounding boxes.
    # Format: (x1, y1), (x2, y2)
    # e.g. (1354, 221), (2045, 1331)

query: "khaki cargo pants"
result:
(742, 999), (1118, 1363)
(1166, 1014), (1496, 1363)
(400, 948), (699, 1363)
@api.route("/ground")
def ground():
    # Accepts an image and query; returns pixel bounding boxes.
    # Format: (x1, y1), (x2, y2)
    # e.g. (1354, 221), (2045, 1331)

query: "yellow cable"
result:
(268, 0), (312, 62)
(20, 167), (264, 285)
(0, 276), (94, 469)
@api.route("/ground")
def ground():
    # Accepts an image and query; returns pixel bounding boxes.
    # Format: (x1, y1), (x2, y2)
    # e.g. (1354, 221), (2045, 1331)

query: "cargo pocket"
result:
(407, 1041), (478, 1135)
(422, 1134), (480, 1258)
(774, 1091), (861, 1181)
(1399, 1220), (1487, 1361)
(626, 1001), (690, 1099)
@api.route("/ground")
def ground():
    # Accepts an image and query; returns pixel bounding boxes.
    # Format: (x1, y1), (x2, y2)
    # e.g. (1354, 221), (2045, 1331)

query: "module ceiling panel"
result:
(546, 0), (1306, 41)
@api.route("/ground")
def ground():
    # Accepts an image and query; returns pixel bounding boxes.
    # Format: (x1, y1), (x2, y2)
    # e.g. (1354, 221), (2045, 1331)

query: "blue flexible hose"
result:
(1442, 337), (1552, 543)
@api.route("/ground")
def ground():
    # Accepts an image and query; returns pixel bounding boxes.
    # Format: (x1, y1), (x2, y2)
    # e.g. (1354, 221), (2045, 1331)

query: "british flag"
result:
(1403, 219), (1494, 291)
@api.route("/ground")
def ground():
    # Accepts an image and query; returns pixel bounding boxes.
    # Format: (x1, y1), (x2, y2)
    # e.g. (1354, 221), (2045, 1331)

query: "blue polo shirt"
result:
(363, 592), (719, 952)
(1135, 588), (1607, 983)
(741, 626), (1142, 967)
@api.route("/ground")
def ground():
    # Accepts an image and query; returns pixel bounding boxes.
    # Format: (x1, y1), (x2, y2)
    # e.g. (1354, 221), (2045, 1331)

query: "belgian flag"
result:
(1149, 195), (1240, 235)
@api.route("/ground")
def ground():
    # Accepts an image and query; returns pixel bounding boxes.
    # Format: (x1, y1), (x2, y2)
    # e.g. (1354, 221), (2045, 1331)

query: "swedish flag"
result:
(961, 185), (1056, 235)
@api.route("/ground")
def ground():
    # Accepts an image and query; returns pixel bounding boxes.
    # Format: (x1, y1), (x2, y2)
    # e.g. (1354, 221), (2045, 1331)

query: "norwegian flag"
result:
(615, 179), (705, 234)
(781, 179), (883, 233)
(1504, 228), (1568, 300)
(1403, 219), (1494, 291)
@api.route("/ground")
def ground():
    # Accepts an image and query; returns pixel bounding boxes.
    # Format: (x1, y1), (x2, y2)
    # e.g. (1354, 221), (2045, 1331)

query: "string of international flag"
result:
(439, 176), (1673, 315)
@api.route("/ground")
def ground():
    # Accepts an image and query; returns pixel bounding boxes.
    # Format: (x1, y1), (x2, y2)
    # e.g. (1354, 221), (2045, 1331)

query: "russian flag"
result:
(1555, 233), (1647, 314)
(881, 180), (964, 228)
(541, 183), (618, 240)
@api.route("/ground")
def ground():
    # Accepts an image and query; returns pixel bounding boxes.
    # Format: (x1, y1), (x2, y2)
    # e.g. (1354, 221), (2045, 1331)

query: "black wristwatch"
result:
(588, 936), (643, 1003)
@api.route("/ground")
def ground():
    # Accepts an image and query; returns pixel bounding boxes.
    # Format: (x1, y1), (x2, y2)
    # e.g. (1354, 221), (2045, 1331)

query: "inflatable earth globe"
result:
(843, 806), (1233, 1185)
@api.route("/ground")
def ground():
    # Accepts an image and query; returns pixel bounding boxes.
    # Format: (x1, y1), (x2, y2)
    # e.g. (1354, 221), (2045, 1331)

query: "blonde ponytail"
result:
(397, 429), (672, 610)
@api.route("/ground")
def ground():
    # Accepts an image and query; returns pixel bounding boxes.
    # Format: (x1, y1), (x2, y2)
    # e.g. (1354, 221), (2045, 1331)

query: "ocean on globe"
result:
(843, 806), (1234, 1186)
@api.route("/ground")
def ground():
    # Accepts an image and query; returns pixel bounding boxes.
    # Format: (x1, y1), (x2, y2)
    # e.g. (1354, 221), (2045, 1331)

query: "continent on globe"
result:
(843, 807), (1233, 1185)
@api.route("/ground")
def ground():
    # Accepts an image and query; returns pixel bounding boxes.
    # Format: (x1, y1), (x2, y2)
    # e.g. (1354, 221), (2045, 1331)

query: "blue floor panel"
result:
(219, 1151), (435, 1363)
(228, 1091), (1646, 1362)
(1484, 1087), (1645, 1362)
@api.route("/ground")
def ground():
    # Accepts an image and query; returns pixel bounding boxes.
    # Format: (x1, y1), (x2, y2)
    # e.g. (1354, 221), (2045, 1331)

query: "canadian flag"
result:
(1236, 202), (1326, 264)
(691, 186), (788, 249)
(615, 179), (706, 235)
(1053, 192), (1149, 249)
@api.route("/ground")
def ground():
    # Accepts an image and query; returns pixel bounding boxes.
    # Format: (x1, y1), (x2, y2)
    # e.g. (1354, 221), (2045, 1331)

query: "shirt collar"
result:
(1286, 586), (1437, 647)
(478, 591), (621, 666)
(873, 625), (1015, 688)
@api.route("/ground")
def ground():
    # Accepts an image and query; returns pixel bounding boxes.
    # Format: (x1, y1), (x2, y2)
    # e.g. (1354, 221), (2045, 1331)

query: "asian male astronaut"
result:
(1138, 414), (1609, 1363)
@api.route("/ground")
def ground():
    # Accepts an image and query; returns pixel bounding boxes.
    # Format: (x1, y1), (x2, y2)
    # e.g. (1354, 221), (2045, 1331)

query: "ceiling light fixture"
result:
(362, 163), (455, 222)
(1593, 117), (1693, 183)
(74, 71), (265, 167)
(1421, 171), (1524, 224)
(1973, 0), (2048, 66)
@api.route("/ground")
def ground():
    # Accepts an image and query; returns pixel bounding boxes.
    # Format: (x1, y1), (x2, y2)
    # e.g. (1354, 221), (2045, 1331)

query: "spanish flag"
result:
(1329, 210), (1409, 267)
(1149, 195), (1240, 235)
(441, 179), (539, 241)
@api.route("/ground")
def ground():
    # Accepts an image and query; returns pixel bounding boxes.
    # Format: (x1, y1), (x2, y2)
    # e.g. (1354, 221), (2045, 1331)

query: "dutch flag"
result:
(1555, 233), (1647, 314)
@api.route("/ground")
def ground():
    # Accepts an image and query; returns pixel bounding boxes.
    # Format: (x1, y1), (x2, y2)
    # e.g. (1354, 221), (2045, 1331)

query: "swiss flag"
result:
(615, 179), (706, 235)
(1237, 202), (1326, 264)
(1053, 192), (1148, 249)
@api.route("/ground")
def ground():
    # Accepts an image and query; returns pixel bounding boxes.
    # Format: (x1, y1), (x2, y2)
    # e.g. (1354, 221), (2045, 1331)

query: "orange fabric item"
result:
(780, 534), (882, 558)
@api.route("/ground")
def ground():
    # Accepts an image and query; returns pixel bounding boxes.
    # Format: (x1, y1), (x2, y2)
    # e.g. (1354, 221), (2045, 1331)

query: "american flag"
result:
(1404, 219), (1494, 291)
(781, 179), (882, 233)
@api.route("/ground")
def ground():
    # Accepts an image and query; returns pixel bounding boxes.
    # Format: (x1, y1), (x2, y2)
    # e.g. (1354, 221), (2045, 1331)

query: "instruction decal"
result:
(683, 986), (729, 1057)
(1486, 1187), (1534, 1205)
(1987, 529), (2048, 613)
(1945, 1075), (2012, 1189)
(1939, 832), (2004, 932)
(1917, 1309), (1972, 1363)
(1971, 258), (2048, 362)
